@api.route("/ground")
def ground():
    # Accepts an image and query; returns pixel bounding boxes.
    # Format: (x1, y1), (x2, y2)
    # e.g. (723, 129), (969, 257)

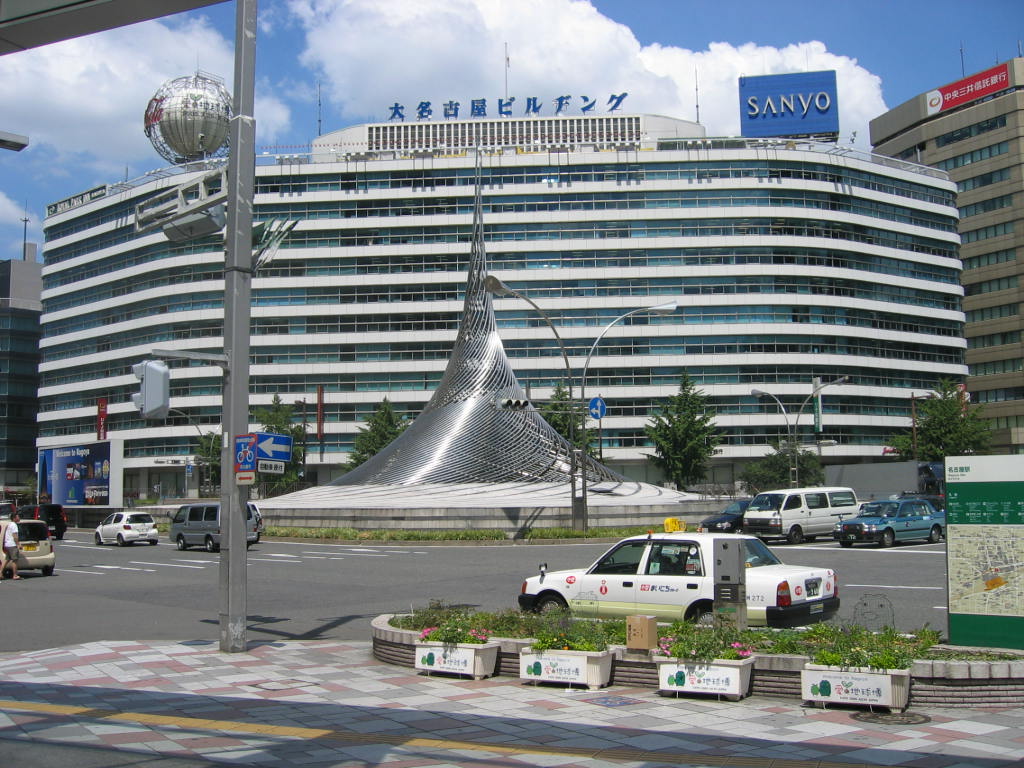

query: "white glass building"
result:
(39, 114), (963, 497)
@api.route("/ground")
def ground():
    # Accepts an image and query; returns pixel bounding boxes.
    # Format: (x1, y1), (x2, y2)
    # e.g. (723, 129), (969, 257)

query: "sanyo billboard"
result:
(739, 70), (839, 138)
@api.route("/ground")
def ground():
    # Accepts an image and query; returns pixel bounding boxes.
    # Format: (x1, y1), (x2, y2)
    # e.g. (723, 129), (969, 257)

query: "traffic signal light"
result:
(132, 360), (170, 419)
(498, 397), (532, 410)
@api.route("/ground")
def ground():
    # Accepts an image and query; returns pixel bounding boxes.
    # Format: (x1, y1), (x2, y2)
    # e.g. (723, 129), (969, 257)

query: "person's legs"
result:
(4, 546), (18, 579)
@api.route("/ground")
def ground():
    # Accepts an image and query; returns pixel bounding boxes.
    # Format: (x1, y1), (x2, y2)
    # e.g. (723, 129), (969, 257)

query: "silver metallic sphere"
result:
(144, 71), (232, 164)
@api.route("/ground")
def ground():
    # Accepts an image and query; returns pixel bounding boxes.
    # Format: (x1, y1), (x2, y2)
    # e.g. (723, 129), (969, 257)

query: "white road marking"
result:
(129, 561), (206, 569)
(845, 584), (944, 590)
(177, 559), (215, 564)
(56, 568), (104, 575)
(92, 565), (155, 572)
(248, 558), (302, 564)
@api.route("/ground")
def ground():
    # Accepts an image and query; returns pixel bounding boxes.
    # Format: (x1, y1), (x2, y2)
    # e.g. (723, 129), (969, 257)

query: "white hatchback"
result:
(95, 511), (159, 546)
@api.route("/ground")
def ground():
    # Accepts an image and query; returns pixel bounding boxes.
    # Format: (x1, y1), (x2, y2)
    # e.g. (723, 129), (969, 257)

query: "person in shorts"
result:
(3, 511), (20, 580)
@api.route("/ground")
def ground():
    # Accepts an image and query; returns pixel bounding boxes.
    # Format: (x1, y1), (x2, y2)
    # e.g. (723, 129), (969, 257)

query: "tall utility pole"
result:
(219, 0), (257, 654)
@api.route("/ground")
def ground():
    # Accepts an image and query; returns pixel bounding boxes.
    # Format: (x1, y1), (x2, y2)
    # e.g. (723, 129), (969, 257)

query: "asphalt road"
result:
(0, 531), (949, 653)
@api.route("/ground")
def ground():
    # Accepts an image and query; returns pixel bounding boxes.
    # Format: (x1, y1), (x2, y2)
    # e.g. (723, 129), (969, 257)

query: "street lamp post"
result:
(295, 398), (308, 485)
(485, 276), (581, 523)
(578, 300), (677, 530)
(752, 376), (848, 487)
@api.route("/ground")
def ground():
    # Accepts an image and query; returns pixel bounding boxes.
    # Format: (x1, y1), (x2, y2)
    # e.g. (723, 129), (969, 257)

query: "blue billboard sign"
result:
(738, 70), (839, 138)
(38, 441), (112, 506)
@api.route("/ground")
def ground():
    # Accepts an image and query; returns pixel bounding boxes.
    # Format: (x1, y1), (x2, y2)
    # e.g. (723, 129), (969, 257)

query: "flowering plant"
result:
(417, 612), (491, 645)
(529, 611), (609, 652)
(654, 622), (756, 663)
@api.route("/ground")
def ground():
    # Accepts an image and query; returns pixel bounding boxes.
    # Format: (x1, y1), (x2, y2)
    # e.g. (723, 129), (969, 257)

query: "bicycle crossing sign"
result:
(234, 433), (257, 473)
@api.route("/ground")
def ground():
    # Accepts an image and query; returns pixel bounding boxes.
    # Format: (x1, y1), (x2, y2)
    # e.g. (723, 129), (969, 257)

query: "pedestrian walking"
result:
(3, 511), (21, 580)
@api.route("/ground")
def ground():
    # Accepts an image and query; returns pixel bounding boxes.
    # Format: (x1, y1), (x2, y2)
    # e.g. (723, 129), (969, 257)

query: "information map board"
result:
(945, 455), (1024, 649)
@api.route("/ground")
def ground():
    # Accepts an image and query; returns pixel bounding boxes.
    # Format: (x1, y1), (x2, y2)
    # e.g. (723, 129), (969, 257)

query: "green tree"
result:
(886, 379), (992, 460)
(254, 395), (307, 495)
(539, 382), (590, 454)
(344, 397), (410, 471)
(644, 373), (720, 490)
(196, 431), (222, 491)
(739, 444), (823, 494)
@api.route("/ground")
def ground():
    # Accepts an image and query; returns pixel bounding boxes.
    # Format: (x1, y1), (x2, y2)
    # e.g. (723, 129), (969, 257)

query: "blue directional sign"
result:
(255, 431), (293, 462)
(588, 396), (607, 420)
(234, 433), (257, 472)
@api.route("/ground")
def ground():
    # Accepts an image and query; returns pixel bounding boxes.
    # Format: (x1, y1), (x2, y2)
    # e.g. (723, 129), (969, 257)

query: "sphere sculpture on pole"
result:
(144, 71), (232, 164)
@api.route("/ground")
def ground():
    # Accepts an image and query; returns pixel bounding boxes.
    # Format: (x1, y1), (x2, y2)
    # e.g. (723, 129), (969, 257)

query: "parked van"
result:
(169, 502), (260, 551)
(743, 487), (858, 544)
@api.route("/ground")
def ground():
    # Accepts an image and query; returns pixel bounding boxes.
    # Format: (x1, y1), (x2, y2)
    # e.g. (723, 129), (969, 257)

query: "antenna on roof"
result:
(694, 67), (700, 124)
(316, 81), (322, 137)
(504, 42), (510, 101)
(960, 41), (965, 76)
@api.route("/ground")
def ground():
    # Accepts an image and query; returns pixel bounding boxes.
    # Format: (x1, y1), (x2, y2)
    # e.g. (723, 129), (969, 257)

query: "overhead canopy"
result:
(0, 0), (224, 55)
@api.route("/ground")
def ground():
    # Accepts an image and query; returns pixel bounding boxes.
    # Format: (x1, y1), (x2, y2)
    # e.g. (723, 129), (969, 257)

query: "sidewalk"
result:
(1, 639), (1022, 768)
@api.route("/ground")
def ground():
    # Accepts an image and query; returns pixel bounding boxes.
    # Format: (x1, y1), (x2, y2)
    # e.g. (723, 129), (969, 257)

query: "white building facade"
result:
(39, 114), (963, 496)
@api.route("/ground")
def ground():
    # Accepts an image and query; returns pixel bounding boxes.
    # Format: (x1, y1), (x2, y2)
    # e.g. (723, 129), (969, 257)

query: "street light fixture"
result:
(578, 300), (677, 530)
(752, 376), (849, 487)
(485, 275), (581, 521)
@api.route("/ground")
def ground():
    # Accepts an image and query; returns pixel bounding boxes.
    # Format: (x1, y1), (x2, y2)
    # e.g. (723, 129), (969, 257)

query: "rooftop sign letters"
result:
(387, 93), (628, 121)
(926, 62), (1010, 116)
(739, 70), (839, 138)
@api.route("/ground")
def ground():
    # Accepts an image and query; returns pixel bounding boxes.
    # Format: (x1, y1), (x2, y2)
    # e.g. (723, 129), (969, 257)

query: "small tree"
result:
(344, 397), (410, 471)
(644, 373), (720, 491)
(254, 395), (307, 495)
(196, 431), (222, 490)
(740, 445), (823, 495)
(539, 382), (590, 455)
(886, 379), (992, 460)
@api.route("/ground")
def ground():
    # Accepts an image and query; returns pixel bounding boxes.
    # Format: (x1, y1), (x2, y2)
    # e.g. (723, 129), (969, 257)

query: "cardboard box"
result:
(626, 614), (657, 650)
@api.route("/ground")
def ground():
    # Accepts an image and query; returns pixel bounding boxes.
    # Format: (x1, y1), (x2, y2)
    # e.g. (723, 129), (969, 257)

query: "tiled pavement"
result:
(1, 640), (1022, 767)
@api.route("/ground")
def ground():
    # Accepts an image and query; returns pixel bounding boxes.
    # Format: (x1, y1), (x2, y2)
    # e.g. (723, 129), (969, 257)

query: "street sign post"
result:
(588, 396), (607, 420)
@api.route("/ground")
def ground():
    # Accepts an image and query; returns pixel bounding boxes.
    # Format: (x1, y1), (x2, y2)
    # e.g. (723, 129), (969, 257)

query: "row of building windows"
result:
(968, 358), (1024, 376)
(962, 221), (1014, 244)
(973, 386), (1024, 403)
(935, 140), (1009, 171)
(959, 193), (1014, 218)
(964, 275), (1018, 296)
(967, 330), (1021, 349)
(965, 302), (1018, 322)
(44, 243), (963, 296)
(962, 247), (1016, 271)
(958, 166), (1012, 193)
(935, 114), (1008, 148)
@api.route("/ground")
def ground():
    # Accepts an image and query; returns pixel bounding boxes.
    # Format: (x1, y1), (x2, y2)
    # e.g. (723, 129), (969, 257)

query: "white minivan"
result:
(743, 486), (858, 544)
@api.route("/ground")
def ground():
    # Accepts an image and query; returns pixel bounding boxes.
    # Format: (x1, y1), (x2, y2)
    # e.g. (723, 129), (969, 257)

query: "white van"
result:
(742, 487), (858, 544)
(169, 502), (260, 551)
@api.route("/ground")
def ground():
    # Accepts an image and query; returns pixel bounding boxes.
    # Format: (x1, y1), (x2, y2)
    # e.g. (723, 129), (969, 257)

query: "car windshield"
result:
(748, 493), (784, 512)
(721, 500), (748, 515)
(743, 537), (782, 567)
(127, 514), (154, 524)
(860, 502), (899, 518)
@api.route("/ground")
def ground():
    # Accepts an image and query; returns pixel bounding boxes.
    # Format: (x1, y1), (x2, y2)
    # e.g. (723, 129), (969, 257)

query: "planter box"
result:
(415, 641), (500, 680)
(519, 646), (614, 690)
(655, 656), (755, 700)
(802, 663), (911, 711)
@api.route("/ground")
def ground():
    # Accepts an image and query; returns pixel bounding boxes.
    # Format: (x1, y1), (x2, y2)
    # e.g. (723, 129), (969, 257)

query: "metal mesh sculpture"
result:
(332, 162), (625, 487)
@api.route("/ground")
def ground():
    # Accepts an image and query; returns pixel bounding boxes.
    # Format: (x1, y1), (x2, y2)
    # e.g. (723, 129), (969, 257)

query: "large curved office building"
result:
(39, 113), (963, 498)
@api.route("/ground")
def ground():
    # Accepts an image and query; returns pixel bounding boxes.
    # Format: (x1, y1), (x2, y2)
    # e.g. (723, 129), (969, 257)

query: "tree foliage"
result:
(886, 379), (992, 461)
(343, 397), (409, 471)
(644, 373), (719, 490)
(539, 382), (591, 454)
(254, 395), (308, 495)
(739, 445), (823, 494)
(196, 431), (222, 490)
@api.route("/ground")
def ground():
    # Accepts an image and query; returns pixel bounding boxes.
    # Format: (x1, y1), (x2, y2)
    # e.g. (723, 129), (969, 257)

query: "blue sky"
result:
(0, 0), (1020, 263)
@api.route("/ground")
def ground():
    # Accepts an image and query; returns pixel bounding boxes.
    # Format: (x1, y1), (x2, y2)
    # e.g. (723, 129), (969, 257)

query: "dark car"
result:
(18, 503), (68, 540)
(0, 501), (15, 519)
(697, 499), (750, 533)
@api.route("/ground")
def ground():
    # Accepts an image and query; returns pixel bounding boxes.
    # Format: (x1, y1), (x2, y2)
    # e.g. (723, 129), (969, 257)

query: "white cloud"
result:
(291, 0), (883, 148)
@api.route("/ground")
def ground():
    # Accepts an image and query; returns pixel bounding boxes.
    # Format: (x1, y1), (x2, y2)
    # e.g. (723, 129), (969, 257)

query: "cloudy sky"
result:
(0, 0), (1020, 261)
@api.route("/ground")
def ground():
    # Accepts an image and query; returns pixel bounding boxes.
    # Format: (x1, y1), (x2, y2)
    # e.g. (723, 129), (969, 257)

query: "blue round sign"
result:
(588, 396), (607, 420)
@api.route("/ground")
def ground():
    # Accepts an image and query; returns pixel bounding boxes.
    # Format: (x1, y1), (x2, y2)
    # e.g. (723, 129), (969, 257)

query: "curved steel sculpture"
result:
(333, 164), (624, 487)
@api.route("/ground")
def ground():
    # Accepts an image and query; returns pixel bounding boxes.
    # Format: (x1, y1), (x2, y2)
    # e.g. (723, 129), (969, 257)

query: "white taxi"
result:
(517, 532), (839, 627)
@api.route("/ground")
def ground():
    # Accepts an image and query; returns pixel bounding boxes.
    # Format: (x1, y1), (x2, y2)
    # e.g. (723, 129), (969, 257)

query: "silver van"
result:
(169, 502), (260, 551)
(742, 486), (858, 544)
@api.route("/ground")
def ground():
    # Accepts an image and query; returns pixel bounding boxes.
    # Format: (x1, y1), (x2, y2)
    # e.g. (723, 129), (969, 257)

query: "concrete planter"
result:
(415, 641), (501, 680)
(519, 646), (614, 690)
(802, 663), (911, 711)
(655, 656), (755, 700)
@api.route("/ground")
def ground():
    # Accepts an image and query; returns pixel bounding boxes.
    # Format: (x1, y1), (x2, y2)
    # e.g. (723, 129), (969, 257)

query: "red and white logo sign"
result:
(565, 575), (576, 584)
(794, 585), (803, 597)
(926, 63), (1009, 116)
(599, 585), (608, 595)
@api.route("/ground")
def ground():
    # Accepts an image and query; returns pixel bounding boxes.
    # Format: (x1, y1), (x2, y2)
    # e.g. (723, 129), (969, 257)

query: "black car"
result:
(697, 499), (750, 533)
(18, 503), (68, 540)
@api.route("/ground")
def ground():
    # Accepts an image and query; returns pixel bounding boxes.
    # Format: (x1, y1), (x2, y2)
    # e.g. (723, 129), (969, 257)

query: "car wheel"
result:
(205, 536), (218, 553)
(116, 534), (126, 547)
(535, 593), (568, 613)
(176, 535), (188, 551)
(786, 526), (804, 545)
(689, 603), (715, 626)
(148, 539), (158, 546)
(41, 565), (54, 576)
(839, 540), (853, 548)
(880, 528), (895, 548)
(94, 532), (103, 546)
(928, 525), (942, 544)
